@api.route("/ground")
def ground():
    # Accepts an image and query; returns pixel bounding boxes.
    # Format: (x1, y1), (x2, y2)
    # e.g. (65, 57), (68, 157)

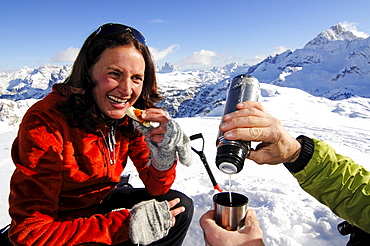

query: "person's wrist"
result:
(285, 138), (302, 163)
(283, 135), (314, 173)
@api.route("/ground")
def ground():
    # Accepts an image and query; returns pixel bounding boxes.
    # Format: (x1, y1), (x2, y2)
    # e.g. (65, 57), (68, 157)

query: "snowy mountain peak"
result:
(157, 62), (177, 73)
(304, 23), (367, 49)
(323, 24), (363, 41)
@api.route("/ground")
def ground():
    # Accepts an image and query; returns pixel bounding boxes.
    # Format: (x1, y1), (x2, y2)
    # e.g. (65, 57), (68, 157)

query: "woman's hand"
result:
(219, 101), (301, 164)
(129, 198), (180, 245)
(141, 108), (169, 143)
(133, 108), (192, 170)
(167, 198), (185, 227)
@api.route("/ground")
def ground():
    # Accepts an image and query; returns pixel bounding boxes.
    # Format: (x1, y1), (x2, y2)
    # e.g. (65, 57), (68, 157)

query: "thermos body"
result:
(216, 74), (260, 174)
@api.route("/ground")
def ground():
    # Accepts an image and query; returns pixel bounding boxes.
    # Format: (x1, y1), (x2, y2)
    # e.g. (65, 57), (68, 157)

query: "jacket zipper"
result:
(100, 126), (116, 165)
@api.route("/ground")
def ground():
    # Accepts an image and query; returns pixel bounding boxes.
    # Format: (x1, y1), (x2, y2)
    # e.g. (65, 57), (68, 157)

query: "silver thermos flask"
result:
(216, 74), (260, 174)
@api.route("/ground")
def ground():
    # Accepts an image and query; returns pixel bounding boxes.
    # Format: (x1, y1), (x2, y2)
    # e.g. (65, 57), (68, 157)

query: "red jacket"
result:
(8, 86), (177, 245)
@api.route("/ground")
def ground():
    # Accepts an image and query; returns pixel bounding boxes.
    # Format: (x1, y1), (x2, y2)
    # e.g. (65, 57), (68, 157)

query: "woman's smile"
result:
(107, 95), (128, 104)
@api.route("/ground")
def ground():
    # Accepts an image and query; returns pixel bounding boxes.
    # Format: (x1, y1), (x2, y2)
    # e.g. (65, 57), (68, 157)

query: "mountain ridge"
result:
(0, 23), (369, 124)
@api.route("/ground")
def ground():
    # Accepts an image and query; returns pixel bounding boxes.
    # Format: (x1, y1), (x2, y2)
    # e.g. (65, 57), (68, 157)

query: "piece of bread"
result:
(126, 106), (151, 127)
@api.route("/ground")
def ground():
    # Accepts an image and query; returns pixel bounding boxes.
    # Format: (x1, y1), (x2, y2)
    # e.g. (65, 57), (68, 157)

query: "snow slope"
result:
(1, 83), (370, 245)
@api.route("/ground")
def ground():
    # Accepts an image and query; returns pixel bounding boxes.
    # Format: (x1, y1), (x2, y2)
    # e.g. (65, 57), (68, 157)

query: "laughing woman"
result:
(8, 23), (193, 246)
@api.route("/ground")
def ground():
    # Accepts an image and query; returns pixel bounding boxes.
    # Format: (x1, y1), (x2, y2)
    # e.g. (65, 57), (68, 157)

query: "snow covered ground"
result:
(1, 84), (370, 245)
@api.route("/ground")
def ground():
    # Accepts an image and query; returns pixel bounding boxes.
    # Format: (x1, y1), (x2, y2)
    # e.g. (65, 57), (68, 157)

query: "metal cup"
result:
(213, 192), (249, 231)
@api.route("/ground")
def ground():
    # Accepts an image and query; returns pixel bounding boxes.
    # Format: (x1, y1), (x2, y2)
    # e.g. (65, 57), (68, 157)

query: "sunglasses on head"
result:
(94, 23), (147, 46)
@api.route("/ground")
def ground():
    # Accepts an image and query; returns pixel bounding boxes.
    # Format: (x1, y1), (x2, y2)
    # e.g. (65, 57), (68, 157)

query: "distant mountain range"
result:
(248, 24), (370, 100)
(0, 23), (369, 124)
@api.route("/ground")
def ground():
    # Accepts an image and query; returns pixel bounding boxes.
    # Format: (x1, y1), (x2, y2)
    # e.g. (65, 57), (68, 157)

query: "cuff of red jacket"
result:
(149, 160), (177, 175)
(283, 135), (314, 173)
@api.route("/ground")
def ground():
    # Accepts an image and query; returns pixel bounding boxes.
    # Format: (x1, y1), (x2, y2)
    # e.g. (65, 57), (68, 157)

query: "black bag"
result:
(338, 221), (370, 246)
(0, 224), (12, 245)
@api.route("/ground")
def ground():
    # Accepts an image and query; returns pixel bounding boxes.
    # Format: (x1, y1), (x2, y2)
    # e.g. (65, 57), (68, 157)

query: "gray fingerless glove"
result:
(133, 119), (192, 170)
(129, 199), (172, 245)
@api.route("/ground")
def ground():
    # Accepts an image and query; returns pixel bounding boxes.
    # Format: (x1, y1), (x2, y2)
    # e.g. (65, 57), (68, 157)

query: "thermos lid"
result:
(219, 162), (238, 174)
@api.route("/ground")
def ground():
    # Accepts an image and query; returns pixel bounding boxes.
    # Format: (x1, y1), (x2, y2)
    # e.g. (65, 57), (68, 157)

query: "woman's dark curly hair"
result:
(57, 24), (161, 133)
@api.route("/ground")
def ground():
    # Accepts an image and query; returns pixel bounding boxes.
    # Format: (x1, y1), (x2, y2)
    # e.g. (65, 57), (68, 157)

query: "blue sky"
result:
(1, 0), (370, 72)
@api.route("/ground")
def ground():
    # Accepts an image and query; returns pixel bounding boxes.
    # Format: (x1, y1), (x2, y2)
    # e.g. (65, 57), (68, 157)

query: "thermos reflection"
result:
(216, 74), (260, 174)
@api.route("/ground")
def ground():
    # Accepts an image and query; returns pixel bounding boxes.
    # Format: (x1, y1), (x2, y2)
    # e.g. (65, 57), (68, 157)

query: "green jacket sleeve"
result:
(292, 139), (370, 233)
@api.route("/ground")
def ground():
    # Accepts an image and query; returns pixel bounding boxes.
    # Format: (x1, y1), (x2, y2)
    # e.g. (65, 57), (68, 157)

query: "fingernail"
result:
(220, 122), (227, 130)
(224, 132), (233, 138)
(223, 114), (231, 120)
